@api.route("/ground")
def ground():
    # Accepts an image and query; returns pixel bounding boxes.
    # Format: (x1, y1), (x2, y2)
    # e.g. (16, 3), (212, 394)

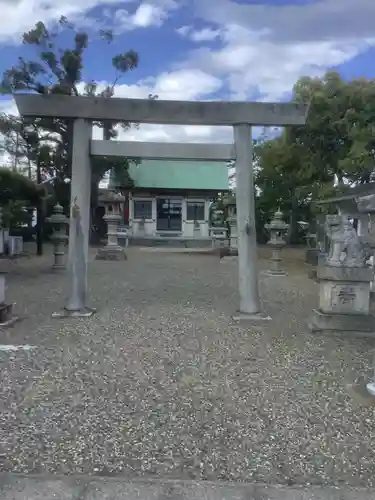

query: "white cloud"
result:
(0, 0), (180, 43)
(194, 0), (375, 44)
(176, 25), (190, 37)
(185, 0), (375, 100)
(186, 25), (372, 100)
(132, 3), (164, 27)
(112, 0), (178, 31)
(2, 0), (375, 152)
(176, 25), (220, 42)
(0, 0), (121, 43)
(89, 69), (231, 143)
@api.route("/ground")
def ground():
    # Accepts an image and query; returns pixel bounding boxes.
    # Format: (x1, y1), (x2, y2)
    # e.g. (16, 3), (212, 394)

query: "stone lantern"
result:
(224, 196), (237, 253)
(265, 209), (289, 276)
(47, 203), (69, 270)
(96, 189), (126, 260)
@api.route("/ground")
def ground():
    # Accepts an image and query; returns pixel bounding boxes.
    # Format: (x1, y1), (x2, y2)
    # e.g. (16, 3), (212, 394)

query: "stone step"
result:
(0, 474), (373, 500)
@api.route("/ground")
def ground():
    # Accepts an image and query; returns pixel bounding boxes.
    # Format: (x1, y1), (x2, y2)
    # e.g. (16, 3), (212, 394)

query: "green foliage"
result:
(254, 71), (375, 243)
(0, 17), (140, 199)
(254, 135), (315, 243)
(291, 71), (375, 185)
(1, 200), (31, 229)
(0, 167), (42, 204)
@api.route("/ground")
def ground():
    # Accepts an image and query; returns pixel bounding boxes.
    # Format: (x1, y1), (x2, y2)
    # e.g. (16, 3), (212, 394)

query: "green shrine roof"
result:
(128, 160), (229, 191)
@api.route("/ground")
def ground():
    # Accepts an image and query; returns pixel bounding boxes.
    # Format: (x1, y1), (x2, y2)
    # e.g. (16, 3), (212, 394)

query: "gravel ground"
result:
(0, 245), (375, 487)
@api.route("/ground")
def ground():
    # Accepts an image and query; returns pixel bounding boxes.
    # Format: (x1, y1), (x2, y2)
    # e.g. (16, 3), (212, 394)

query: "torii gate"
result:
(14, 94), (308, 319)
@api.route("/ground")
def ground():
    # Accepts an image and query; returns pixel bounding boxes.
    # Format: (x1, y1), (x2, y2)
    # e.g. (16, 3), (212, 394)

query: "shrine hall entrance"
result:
(156, 198), (182, 232)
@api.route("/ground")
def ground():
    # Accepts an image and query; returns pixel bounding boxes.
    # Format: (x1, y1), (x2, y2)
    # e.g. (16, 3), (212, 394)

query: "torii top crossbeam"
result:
(14, 94), (309, 127)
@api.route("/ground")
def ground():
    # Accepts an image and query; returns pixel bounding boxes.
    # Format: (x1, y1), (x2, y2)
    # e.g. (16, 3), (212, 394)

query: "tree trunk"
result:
(36, 154), (43, 256)
(286, 198), (299, 245)
(89, 180), (102, 245)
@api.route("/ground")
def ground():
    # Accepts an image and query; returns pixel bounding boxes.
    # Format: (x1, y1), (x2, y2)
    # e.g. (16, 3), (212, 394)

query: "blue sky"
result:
(1, 0), (375, 145)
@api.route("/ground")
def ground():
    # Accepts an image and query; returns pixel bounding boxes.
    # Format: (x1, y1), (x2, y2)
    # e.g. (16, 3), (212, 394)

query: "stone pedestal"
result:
(309, 266), (375, 336)
(8, 236), (23, 256)
(0, 273), (19, 327)
(96, 190), (126, 261)
(47, 203), (69, 270)
(266, 248), (286, 276)
(210, 227), (228, 248)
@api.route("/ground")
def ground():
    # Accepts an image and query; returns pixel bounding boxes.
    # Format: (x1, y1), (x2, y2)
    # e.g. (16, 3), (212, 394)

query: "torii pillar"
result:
(13, 94), (309, 319)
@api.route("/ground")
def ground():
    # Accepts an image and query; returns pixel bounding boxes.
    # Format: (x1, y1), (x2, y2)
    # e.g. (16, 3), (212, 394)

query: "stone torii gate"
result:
(14, 94), (308, 319)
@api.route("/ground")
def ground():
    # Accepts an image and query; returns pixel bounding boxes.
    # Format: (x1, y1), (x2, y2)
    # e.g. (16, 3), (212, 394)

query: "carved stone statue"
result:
(342, 218), (368, 267)
(325, 215), (369, 267)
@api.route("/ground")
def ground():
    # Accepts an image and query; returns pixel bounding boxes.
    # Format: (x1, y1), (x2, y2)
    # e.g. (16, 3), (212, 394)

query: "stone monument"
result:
(309, 214), (375, 336)
(47, 203), (69, 270)
(96, 189), (127, 261)
(264, 209), (289, 276)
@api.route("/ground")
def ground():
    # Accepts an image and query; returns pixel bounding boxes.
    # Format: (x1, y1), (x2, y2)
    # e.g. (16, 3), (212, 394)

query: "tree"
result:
(0, 168), (42, 232)
(253, 72), (375, 243)
(254, 135), (316, 243)
(0, 17), (141, 201)
(0, 17), (146, 249)
(291, 71), (375, 186)
(0, 167), (42, 204)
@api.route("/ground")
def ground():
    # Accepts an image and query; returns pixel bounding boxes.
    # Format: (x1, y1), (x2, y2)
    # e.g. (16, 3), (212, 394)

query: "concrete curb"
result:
(0, 474), (374, 500)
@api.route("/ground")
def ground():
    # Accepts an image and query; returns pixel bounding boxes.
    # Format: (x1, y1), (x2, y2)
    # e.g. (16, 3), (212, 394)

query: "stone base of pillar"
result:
(52, 263), (66, 271)
(309, 308), (375, 337)
(52, 307), (96, 319)
(264, 269), (287, 277)
(0, 303), (20, 327)
(95, 246), (127, 261)
(232, 311), (271, 322)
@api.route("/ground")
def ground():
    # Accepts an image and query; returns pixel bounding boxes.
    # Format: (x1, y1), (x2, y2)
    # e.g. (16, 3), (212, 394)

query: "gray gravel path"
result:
(0, 246), (375, 488)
